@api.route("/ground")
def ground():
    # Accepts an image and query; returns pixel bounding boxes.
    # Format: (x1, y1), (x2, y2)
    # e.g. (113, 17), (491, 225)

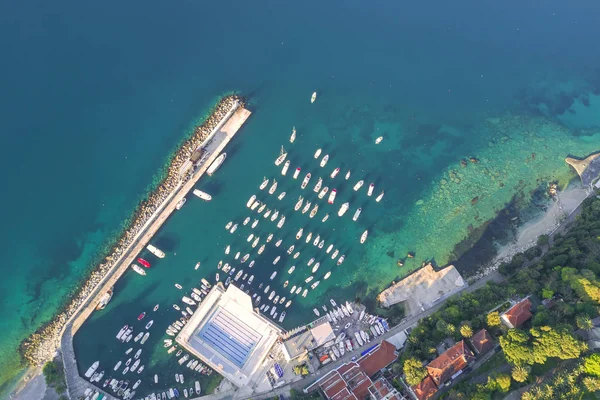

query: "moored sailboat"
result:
(301, 173), (311, 189)
(274, 146), (287, 166)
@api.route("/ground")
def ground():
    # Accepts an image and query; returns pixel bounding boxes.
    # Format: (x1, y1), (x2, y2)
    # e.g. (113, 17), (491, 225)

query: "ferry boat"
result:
(318, 240), (324, 248)
(296, 228), (304, 240)
(293, 167), (301, 179)
(278, 191), (286, 200)
(288, 265), (295, 274)
(176, 197), (187, 210)
(322, 214), (329, 223)
(318, 186), (329, 199)
(353, 180), (364, 191)
(96, 288), (113, 310)
(330, 168), (340, 178)
(274, 146), (287, 166)
(229, 224), (238, 233)
(207, 153), (227, 176)
(338, 202), (350, 217)
(367, 183), (375, 196)
(331, 249), (339, 260)
(290, 126), (296, 143)
(247, 195), (256, 208)
(314, 148), (322, 159)
(225, 245), (230, 254)
(146, 244), (165, 259)
(287, 245), (295, 254)
(352, 208), (361, 221)
(313, 177), (323, 193)
(302, 201), (312, 214)
(375, 136), (383, 144)
(311, 91), (317, 103)
(137, 258), (150, 268)
(324, 271), (331, 280)
(313, 308), (320, 316)
(294, 196), (304, 211)
(258, 244), (265, 254)
(326, 244), (334, 253)
(273, 256), (281, 265)
(328, 189), (337, 204)
(260, 178), (269, 190)
(320, 154), (329, 167)
(277, 216), (286, 228)
(360, 230), (368, 244)
(306, 232), (313, 244)
(337, 255), (345, 266)
(279, 312), (286, 322)
(131, 264), (146, 276)
(313, 235), (320, 246)
(376, 191), (384, 202)
(269, 179), (278, 194)
(282, 160), (290, 176)
(301, 173), (311, 189)
(193, 189), (212, 201)
(309, 205), (319, 218)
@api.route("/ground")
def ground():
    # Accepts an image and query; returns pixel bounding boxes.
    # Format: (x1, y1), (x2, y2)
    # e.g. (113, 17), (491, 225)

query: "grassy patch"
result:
(475, 352), (507, 376)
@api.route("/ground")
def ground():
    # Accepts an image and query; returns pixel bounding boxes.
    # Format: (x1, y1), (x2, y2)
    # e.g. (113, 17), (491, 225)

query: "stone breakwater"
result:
(19, 94), (243, 367)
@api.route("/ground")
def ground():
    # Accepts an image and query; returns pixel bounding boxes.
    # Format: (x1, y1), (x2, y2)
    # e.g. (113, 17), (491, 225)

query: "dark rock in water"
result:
(407, 252), (415, 259)
(471, 196), (479, 205)
(469, 157), (480, 164)
(460, 159), (467, 168)
(531, 153), (536, 160)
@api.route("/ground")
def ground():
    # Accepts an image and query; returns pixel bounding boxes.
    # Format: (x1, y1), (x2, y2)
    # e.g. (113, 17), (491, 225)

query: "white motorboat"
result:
(258, 244), (265, 254)
(217, 260), (223, 270)
(269, 179), (278, 195)
(313, 308), (320, 316)
(146, 244), (165, 259)
(376, 191), (384, 202)
(345, 170), (351, 180)
(85, 361), (99, 378)
(207, 153), (226, 175)
(313, 177), (323, 193)
(337, 255), (345, 266)
(247, 195), (256, 208)
(263, 209), (272, 219)
(195, 381), (201, 395)
(131, 264), (146, 276)
(249, 260), (255, 268)
(310, 205), (319, 218)
(279, 312), (286, 322)
(225, 245), (230, 254)
(215, 272), (220, 282)
(176, 197), (187, 210)
(301, 173), (311, 189)
(285, 300), (292, 308)
(302, 289), (308, 297)
(275, 239), (282, 247)
(294, 196), (304, 211)
(320, 154), (329, 167)
(273, 256), (280, 265)
(257, 203), (266, 213)
(360, 230), (368, 244)
(331, 249), (339, 259)
(277, 216), (286, 228)
(252, 219), (259, 228)
(324, 271), (331, 279)
(375, 136), (383, 144)
(367, 183), (375, 196)
(241, 253), (250, 263)
(318, 186), (329, 199)
(296, 286), (302, 294)
(274, 146), (287, 166)
(278, 191), (286, 200)
(353, 180), (364, 191)
(251, 200), (259, 210)
(290, 285), (297, 294)
(288, 265), (296, 274)
(229, 224), (238, 233)
(353, 208), (361, 221)
(270, 271), (277, 280)
(274, 295), (280, 304)
(330, 167), (340, 178)
(302, 201), (312, 214)
(145, 320), (153, 329)
(326, 244), (334, 253)
(193, 189), (212, 201)
(259, 177), (269, 190)
(307, 257), (315, 266)
(293, 167), (301, 179)
(182, 296), (196, 306)
(314, 148), (322, 159)
(225, 221), (233, 230)
(328, 189), (337, 204)
(235, 270), (243, 281)
(305, 232), (313, 244)
(252, 237), (259, 248)
(282, 160), (290, 175)
(113, 361), (122, 371)
(312, 262), (320, 273)
(194, 261), (201, 270)
(243, 217), (251, 225)
(322, 213), (329, 222)
(313, 235), (320, 246)
(290, 126), (296, 143)
(293, 251), (300, 259)
(311, 91), (317, 103)
(318, 240), (324, 248)
(268, 291), (276, 301)
(337, 202), (350, 217)
(305, 276), (314, 283)
(287, 245), (295, 254)
(247, 233), (254, 242)
(296, 228), (304, 240)
(235, 251), (240, 260)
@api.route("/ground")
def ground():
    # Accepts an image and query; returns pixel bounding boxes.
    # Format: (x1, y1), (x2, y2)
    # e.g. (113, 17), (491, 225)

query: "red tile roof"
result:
(426, 340), (475, 386)
(411, 376), (438, 400)
(357, 340), (398, 376)
(470, 329), (494, 354)
(503, 298), (532, 328)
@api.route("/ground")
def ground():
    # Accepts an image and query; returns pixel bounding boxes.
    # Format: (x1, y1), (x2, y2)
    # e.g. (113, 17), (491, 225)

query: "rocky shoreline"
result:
(19, 94), (243, 367)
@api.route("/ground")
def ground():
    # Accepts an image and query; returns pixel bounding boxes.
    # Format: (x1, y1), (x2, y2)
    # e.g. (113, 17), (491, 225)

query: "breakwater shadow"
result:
(151, 234), (180, 254)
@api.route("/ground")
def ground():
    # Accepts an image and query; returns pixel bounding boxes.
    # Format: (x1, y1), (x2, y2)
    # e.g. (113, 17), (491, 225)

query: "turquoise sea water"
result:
(2, 0), (600, 395)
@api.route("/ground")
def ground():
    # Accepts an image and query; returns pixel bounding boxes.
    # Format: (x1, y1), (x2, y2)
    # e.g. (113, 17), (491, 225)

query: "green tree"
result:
(531, 326), (587, 362)
(487, 311), (501, 328)
(541, 288), (554, 299)
(495, 374), (511, 392)
(576, 314), (594, 331)
(537, 234), (549, 246)
(584, 354), (600, 377)
(460, 324), (473, 338)
(403, 358), (428, 386)
(42, 360), (66, 394)
(500, 329), (535, 366)
(583, 376), (600, 393)
(511, 365), (530, 383)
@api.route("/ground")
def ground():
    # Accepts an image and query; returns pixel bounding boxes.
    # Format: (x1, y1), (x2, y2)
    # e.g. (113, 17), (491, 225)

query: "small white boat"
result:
(252, 237), (259, 248)
(194, 262), (201, 270)
(251, 200), (260, 210)
(252, 219), (259, 228)
(243, 217), (251, 225)
(207, 153), (227, 175)
(318, 186), (329, 199)
(320, 154), (329, 167)
(269, 179), (278, 195)
(241, 254), (250, 263)
(193, 189), (212, 201)
(275, 239), (282, 247)
(248, 275), (254, 284)
(326, 244), (334, 253)
(311, 280), (320, 289)
(302, 201), (312, 214)
(293, 251), (300, 259)
(324, 271), (331, 280)
(249, 260), (255, 268)
(307, 257), (315, 266)
(176, 197), (187, 210)
(229, 224), (238, 233)
(312, 262), (320, 273)
(296, 228), (304, 240)
(279, 312), (286, 322)
(278, 191), (286, 200)
(311, 91), (317, 103)
(305, 232), (313, 244)
(225, 221), (233, 230)
(195, 381), (201, 395)
(314, 148), (322, 159)
(290, 285), (297, 293)
(330, 167), (340, 178)
(313, 308), (320, 316)
(328, 189), (337, 204)
(285, 300), (292, 308)
(337, 255), (345, 266)
(375, 136), (383, 144)
(345, 170), (351, 180)
(225, 245), (230, 254)
(235, 252), (240, 260)
(367, 183), (375, 196)
(217, 260), (223, 269)
(338, 202), (350, 217)
(263, 209), (272, 219)
(376, 191), (384, 202)
(145, 320), (154, 330)
(360, 230), (368, 244)
(296, 286), (302, 295)
(277, 216), (286, 228)
(247, 233), (254, 242)
(294, 196), (304, 211)
(257, 203), (266, 213)
(302, 289), (308, 297)
(274, 146), (287, 166)
(322, 213), (329, 223)
(114, 361), (122, 371)
(175, 283), (183, 290)
(301, 173), (311, 189)
(290, 126), (296, 143)
(330, 299), (337, 307)
(293, 167), (301, 179)
(270, 210), (279, 221)
(353, 208), (362, 221)
(247, 195), (257, 208)
(258, 244), (266, 254)
(215, 273), (220, 281)
(313, 235), (320, 246)
(318, 240), (324, 248)
(353, 180), (364, 191)
(267, 233), (274, 242)
(273, 256), (281, 265)
(259, 177), (269, 190)
(270, 271), (277, 280)
(331, 249), (339, 260)
(309, 205), (319, 218)
(288, 265), (296, 274)
(287, 245), (295, 254)
(131, 264), (146, 276)
(282, 160), (290, 176)
(313, 177), (323, 193)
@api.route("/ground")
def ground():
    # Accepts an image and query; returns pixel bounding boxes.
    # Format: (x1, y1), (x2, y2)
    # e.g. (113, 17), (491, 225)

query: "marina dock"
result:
(59, 100), (251, 399)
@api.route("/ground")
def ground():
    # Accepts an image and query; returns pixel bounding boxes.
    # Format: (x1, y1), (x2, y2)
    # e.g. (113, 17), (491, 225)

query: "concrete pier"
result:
(60, 101), (251, 399)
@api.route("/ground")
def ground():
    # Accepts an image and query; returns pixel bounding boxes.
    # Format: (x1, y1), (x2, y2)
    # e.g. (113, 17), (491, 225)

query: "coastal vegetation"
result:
(396, 192), (600, 398)
(42, 359), (66, 395)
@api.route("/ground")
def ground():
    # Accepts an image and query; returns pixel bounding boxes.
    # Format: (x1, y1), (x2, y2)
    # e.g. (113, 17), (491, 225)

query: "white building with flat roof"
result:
(176, 283), (283, 392)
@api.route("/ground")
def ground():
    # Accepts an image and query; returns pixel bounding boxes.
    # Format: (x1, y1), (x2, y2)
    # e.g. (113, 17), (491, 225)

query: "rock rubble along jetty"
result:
(20, 95), (247, 367)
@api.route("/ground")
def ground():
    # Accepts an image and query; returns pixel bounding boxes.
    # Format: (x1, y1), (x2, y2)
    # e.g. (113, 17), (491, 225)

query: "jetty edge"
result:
(18, 95), (250, 379)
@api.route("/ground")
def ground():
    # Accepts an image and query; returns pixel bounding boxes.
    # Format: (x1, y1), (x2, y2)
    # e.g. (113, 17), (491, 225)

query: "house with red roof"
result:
(425, 340), (475, 387)
(501, 297), (532, 329)
(470, 329), (494, 355)
(410, 376), (438, 400)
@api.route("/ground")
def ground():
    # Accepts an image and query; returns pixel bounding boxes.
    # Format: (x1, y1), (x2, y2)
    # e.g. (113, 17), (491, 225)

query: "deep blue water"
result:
(1, 0), (600, 394)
